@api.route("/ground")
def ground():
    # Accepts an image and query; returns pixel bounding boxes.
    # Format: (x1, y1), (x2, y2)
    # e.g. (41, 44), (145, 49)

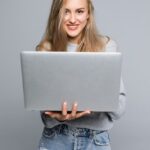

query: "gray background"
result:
(0, 0), (150, 149)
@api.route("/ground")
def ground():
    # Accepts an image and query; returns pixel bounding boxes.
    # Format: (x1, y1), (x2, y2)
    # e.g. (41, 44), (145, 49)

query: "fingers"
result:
(62, 101), (67, 116)
(44, 111), (52, 115)
(45, 111), (58, 118)
(44, 101), (91, 121)
(71, 102), (78, 117)
(44, 101), (69, 121)
(45, 111), (66, 121)
(71, 102), (90, 119)
(75, 110), (91, 119)
(61, 101), (78, 118)
(61, 101), (78, 120)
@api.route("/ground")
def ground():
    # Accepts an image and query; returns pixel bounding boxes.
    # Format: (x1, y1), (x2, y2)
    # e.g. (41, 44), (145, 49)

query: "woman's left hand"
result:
(44, 102), (91, 121)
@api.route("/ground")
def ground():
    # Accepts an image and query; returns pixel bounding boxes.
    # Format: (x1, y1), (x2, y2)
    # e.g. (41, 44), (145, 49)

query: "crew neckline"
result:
(68, 42), (78, 47)
(67, 42), (78, 52)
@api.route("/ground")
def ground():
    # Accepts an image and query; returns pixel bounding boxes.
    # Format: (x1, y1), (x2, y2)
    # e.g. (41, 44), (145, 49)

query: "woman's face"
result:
(63, 0), (89, 43)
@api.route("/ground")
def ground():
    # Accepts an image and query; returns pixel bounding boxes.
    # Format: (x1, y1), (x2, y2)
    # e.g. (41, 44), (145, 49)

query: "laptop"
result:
(20, 51), (122, 112)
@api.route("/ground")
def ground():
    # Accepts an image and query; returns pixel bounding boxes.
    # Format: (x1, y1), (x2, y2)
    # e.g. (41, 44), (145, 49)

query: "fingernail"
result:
(45, 112), (49, 115)
(87, 110), (91, 114)
(74, 102), (78, 106)
(64, 101), (67, 105)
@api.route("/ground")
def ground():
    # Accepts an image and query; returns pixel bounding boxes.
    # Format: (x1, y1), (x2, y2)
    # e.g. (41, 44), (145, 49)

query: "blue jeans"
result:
(38, 124), (111, 150)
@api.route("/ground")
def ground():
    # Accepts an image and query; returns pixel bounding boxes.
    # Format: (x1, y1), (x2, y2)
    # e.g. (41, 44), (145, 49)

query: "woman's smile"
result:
(66, 24), (79, 31)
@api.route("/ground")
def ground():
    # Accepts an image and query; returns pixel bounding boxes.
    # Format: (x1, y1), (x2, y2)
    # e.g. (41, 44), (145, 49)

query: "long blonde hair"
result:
(36, 0), (106, 52)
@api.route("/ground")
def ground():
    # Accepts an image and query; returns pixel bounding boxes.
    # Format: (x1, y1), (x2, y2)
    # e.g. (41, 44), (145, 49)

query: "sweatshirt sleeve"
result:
(107, 78), (126, 120)
(105, 39), (127, 120)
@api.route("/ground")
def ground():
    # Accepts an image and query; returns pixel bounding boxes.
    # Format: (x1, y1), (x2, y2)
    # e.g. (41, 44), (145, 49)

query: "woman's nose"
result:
(69, 13), (76, 23)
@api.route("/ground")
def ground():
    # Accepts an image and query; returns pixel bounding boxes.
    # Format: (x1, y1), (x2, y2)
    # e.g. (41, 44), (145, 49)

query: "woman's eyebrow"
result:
(65, 8), (85, 10)
(76, 8), (85, 10)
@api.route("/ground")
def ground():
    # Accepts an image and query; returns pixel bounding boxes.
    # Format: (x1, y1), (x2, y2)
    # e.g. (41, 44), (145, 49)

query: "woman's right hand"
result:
(44, 102), (91, 122)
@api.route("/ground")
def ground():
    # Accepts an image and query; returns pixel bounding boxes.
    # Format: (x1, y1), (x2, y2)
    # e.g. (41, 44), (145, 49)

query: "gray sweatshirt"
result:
(40, 39), (126, 131)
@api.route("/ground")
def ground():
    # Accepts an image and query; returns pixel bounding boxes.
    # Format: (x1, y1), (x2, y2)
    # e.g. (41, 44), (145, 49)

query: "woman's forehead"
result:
(63, 0), (88, 9)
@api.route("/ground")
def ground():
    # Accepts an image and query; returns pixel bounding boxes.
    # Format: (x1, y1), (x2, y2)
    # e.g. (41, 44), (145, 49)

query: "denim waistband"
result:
(44, 124), (104, 138)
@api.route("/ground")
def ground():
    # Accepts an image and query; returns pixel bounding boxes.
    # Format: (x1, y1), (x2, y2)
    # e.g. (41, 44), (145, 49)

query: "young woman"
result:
(36, 0), (126, 149)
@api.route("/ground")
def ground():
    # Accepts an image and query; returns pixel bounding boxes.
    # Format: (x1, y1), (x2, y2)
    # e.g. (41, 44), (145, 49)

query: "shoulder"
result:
(104, 37), (118, 52)
(98, 36), (117, 52)
(36, 41), (51, 51)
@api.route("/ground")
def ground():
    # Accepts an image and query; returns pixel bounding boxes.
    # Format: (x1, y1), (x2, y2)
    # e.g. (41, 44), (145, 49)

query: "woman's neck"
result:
(68, 38), (79, 44)
(68, 34), (82, 44)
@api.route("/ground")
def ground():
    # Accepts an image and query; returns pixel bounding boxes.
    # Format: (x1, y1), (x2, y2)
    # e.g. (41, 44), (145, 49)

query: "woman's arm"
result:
(105, 38), (127, 120)
(107, 78), (126, 120)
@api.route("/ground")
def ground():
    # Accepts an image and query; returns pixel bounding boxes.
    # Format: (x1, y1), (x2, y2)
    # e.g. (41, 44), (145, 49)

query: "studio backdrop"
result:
(0, 0), (150, 150)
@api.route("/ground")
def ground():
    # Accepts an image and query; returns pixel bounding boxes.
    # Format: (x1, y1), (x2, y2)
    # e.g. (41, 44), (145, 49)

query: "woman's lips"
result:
(67, 25), (79, 31)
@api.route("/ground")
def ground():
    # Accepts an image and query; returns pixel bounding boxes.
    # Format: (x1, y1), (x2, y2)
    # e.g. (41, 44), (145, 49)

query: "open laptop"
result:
(20, 51), (122, 112)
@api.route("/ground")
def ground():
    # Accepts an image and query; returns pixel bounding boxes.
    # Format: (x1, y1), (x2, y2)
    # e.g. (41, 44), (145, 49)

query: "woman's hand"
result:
(44, 102), (91, 121)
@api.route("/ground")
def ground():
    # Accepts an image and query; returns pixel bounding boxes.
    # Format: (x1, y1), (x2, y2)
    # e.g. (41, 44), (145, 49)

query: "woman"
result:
(36, 0), (126, 149)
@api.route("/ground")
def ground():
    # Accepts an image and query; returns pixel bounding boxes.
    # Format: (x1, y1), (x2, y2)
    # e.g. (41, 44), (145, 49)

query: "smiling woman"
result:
(36, 0), (105, 52)
(36, 0), (126, 150)
(63, 0), (89, 43)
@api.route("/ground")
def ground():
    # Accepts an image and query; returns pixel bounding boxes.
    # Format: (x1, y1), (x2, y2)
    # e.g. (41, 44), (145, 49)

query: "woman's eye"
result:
(77, 10), (84, 14)
(65, 10), (69, 14)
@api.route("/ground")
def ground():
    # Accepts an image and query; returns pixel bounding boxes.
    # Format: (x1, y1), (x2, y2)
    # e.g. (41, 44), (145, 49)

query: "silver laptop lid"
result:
(20, 51), (122, 111)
